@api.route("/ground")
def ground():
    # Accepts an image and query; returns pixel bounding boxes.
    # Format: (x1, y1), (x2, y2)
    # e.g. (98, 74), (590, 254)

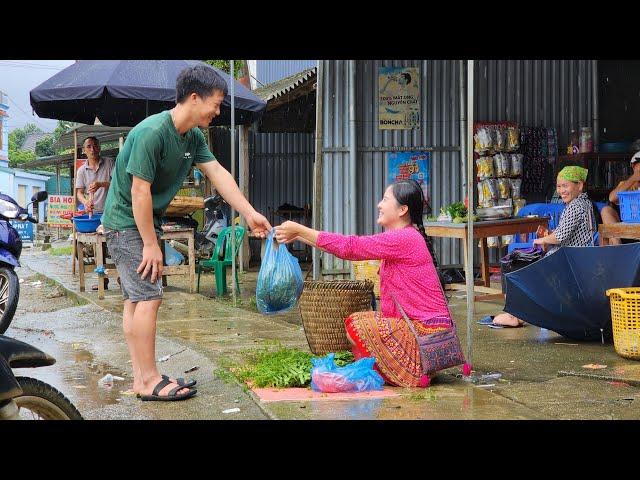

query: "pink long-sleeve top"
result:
(316, 226), (449, 323)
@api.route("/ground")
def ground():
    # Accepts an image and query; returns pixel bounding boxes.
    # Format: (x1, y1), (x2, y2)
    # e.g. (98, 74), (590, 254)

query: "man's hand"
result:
(137, 243), (164, 283)
(88, 181), (101, 193)
(247, 211), (272, 239)
(85, 200), (94, 214)
(275, 221), (302, 244)
(631, 169), (640, 183)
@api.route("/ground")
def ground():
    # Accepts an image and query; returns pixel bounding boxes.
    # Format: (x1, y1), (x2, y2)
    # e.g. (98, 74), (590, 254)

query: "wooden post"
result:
(56, 163), (61, 241)
(72, 130), (78, 275)
(239, 124), (250, 272)
(239, 60), (252, 272)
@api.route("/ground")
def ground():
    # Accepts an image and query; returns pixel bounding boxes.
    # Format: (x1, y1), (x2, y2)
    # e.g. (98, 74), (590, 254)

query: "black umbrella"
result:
(504, 243), (640, 342)
(29, 60), (266, 127)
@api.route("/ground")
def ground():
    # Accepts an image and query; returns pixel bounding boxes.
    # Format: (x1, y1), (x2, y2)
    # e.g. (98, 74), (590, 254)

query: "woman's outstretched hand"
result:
(275, 221), (301, 244)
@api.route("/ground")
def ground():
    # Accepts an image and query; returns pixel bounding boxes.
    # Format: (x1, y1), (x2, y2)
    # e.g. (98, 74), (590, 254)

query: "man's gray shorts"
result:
(105, 229), (163, 302)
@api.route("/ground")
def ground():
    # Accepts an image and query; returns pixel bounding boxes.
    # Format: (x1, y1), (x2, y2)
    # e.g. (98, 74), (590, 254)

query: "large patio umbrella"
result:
(503, 243), (640, 342)
(29, 60), (266, 127)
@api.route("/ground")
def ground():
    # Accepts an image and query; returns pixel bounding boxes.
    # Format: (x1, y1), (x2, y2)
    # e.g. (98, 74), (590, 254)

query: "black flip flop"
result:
(162, 374), (196, 388)
(140, 377), (197, 401)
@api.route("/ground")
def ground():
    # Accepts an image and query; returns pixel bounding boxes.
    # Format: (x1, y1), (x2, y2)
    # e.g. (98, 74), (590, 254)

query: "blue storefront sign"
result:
(9, 221), (34, 242)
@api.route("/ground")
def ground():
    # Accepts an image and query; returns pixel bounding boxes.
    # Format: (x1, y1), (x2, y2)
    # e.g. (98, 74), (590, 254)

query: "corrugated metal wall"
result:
(209, 127), (314, 260)
(250, 132), (314, 221)
(475, 60), (594, 150)
(321, 60), (464, 276)
(320, 60), (595, 278)
(256, 60), (318, 86)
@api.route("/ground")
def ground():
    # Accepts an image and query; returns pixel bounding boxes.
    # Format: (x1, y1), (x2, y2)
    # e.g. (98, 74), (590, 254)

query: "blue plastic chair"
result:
(507, 202), (606, 253)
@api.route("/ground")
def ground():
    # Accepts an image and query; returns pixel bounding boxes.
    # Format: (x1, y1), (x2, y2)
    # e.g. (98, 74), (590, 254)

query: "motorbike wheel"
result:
(13, 377), (83, 420)
(0, 267), (19, 335)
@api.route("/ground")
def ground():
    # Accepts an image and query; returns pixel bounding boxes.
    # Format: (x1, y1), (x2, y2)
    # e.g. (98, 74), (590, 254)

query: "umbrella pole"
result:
(230, 60), (237, 307)
(72, 129), (78, 275)
(465, 60), (475, 374)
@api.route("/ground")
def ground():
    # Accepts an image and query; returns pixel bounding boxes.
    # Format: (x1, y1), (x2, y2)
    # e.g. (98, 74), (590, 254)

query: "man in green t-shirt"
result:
(102, 65), (271, 401)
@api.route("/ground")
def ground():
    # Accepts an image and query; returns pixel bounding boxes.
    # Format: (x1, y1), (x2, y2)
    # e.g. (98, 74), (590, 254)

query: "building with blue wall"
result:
(248, 60), (317, 89)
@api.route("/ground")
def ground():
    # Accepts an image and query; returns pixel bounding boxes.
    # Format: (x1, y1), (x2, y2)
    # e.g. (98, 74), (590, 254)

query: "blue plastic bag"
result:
(256, 231), (304, 315)
(310, 353), (384, 393)
(164, 242), (184, 266)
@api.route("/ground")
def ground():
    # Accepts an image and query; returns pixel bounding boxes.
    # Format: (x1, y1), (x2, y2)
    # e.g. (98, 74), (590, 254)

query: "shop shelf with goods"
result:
(473, 121), (523, 250)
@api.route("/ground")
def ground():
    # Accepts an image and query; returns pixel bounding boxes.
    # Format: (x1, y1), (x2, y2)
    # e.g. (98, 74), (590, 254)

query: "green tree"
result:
(204, 60), (245, 79)
(35, 136), (55, 157)
(8, 123), (42, 151)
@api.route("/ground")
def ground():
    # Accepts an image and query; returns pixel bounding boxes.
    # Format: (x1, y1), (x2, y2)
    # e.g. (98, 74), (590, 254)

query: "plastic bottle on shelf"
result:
(580, 127), (593, 153)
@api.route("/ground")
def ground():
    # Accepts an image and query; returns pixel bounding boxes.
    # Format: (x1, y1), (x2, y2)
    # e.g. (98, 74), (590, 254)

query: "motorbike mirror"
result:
(32, 191), (49, 203)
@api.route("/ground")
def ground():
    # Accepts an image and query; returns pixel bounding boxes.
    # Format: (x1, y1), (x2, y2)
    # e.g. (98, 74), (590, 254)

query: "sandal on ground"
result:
(162, 374), (196, 388)
(139, 377), (197, 401)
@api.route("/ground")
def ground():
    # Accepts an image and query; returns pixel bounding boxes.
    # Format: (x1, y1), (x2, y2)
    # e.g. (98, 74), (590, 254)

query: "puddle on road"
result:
(11, 333), (131, 413)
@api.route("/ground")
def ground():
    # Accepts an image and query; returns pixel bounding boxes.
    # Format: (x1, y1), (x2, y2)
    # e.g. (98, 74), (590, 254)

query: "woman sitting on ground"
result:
(494, 166), (598, 326)
(599, 151), (640, 245)
(274, 179), (450, 388)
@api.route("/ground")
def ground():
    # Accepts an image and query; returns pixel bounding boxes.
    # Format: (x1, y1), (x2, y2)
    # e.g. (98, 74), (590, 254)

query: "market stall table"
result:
(76, 227), (196, 299)
(424, 216), (550, 301)
(598, 222), (640, 245)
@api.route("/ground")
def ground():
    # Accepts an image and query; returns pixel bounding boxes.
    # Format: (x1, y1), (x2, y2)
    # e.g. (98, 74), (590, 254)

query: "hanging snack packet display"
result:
(514, 199), (527, 216)
(507, 126), (520, 152)
(502, 235), (514, 246)
(497, 178), (511, 199)
(510, 178), (522, 199)
(474, 127), (493, 153)
(493, 153), (511, 178)
(495, 126), (507, 152)
(510, 153), (523, 177)
(476, 156), (495, 180)
(487, 236), (499, 248)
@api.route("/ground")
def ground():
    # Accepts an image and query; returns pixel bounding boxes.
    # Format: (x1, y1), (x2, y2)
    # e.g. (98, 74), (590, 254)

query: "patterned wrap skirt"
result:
(345, 311), (451, 388)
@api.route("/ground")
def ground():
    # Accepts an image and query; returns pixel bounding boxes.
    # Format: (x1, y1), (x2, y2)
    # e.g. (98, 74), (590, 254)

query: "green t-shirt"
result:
(102, 110), (215, 231)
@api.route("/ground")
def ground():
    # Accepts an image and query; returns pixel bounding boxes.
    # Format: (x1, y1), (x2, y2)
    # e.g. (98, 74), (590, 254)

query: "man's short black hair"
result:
(83, 136), (100, 147)
(176, 65), (228, 104)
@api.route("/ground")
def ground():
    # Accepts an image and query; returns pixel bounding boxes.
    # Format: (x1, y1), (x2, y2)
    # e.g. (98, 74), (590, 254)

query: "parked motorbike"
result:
(163, 194), (228, 260)
(0, 334), (83, 420)
(0, 190), (49, 334)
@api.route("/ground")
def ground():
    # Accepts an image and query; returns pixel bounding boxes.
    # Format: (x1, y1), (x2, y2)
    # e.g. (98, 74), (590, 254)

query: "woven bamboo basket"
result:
(165, 196), (204, 216)
(353, 260), (381, 298)
(298, 280), (374, 355)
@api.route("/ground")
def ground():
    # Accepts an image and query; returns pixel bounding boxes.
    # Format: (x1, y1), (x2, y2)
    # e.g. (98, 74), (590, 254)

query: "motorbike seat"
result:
(0, 335), (55, 368)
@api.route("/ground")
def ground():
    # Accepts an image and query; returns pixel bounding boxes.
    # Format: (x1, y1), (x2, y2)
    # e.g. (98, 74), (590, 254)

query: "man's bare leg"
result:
(122, 300), (143, 392)
(129, 299), (188, 397)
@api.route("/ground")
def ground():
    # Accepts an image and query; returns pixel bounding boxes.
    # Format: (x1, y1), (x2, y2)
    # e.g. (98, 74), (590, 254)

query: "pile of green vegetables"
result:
(440, 202), (478, 223)
(236, 347), (355, 388)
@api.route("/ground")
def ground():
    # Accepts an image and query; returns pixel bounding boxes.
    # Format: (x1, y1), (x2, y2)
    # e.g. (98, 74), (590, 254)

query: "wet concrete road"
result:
(9, 266), (269, 420)
(13, 248), (640, 420)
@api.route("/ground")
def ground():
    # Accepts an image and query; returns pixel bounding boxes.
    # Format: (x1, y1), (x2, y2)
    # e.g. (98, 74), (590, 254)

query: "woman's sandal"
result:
(139, 377), (197, 402)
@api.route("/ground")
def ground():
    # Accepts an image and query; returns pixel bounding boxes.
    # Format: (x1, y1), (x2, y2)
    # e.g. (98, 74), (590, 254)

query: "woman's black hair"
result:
(391, 179), (442, 275)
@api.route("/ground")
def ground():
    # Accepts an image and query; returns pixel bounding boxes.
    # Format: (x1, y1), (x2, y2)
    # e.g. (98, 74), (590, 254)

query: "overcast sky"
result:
(0, 60), (75, 133)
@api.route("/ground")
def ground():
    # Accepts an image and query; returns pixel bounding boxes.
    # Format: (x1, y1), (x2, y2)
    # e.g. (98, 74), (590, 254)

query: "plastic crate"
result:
(606, 287), (640, 360)
(618, 191), (640, 223)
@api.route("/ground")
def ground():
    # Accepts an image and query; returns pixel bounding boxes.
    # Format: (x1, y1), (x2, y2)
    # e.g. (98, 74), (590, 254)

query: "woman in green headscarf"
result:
(492, 165), (597, 327)
(532, 166), (596, 255)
